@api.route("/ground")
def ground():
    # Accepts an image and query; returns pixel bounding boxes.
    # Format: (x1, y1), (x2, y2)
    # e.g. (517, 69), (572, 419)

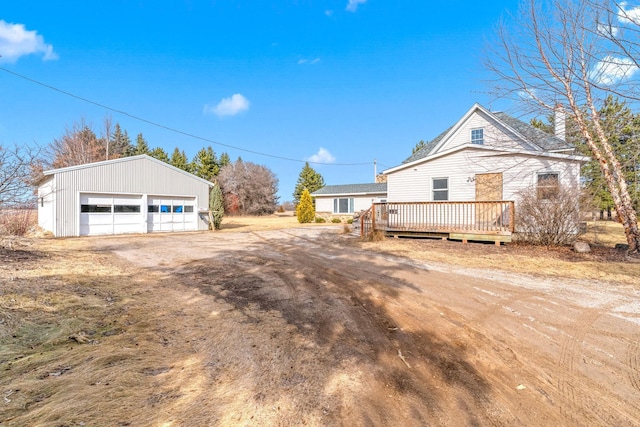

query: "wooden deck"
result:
(360, 201), (515, 245)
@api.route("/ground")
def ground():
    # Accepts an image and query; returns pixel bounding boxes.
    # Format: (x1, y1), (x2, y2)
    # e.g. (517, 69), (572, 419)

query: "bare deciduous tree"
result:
(218, 159), (279, 215)
(486, 0), (640, 253)
(0, 144), (40, 208)
(48, 118), (104, 168)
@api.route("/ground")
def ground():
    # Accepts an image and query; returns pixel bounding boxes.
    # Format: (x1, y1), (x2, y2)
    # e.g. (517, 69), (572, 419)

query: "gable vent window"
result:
(432, 178), (449, 201)
(471, 128), (484, 145)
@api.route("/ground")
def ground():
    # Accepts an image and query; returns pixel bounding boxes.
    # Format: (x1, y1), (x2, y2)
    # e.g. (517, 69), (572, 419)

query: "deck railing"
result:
(361, 201), (515, 237)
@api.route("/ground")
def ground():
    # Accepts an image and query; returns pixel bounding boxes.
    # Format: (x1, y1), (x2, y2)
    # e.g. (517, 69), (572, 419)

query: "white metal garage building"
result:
(37, 155), (213, 237)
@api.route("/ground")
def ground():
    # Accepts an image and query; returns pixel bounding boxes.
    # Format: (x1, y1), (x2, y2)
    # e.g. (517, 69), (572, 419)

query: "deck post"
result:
(509, 201), (515, 233)
(371, 203), (376, 232)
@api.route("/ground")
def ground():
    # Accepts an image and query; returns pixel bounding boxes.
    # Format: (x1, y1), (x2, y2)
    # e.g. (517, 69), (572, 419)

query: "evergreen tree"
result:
(170, 147), (190, 172)
(293, 162), (325, 205)
(192, 146), (219, 181)
(133, 133), (150, 156)
(110, 123), (132, 158)
(412, 140), (427, 154)
(219, 152), (231, 168)
(296, 188), (315, 223)
(209, 183), (224, 230)
(149, 147), (170, 163)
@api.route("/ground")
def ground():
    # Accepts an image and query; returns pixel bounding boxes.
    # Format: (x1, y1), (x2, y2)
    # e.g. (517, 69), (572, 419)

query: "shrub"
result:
(315, 217), (326, 223)
(347, 218), (353, 224)
(342, 223), (352, 234)
(277, 205), (285, 213)
(296, 189), (315, 223)
(516, 185), (584, 246)
(331, 218), (342, 223)
(0, 209), (37, 237)
(362, 229), (385, 242)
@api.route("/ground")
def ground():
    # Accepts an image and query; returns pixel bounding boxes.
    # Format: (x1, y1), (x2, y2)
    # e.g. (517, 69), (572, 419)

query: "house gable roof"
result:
(42, 154), (215, 187)
(311, 183), (387, 196)
(400, 103), (574, 166)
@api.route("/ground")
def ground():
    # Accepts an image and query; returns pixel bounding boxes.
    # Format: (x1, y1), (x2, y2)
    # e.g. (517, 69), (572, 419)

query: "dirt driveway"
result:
(2, 226), (640, 426)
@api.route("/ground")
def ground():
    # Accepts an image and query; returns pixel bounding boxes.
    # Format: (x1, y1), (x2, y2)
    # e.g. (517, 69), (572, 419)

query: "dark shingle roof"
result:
(401, 110), (573, 164)
(402, 127), (452, 164)
(493, 112), (572, 151)
(311, 182), (387, 196)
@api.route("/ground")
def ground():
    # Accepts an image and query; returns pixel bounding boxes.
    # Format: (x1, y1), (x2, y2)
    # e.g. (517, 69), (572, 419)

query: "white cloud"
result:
(617, 2), (640, 24)
(597, 22), (619, 37)
(346, 0), (367, 12)
(306, 147), (335, 164)
(0, 20), (57, 63)
(204, 94), (250, 117)
(590, 55), (639, 85)
(298, 58), (320, 65)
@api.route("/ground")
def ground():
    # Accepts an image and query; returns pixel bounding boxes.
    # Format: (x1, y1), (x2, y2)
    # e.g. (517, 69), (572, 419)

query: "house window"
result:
(537, 172), (559, 199)
(433, 178), (449, 201)
(471, 128), (484, 145)
(333, 198), (354, 213)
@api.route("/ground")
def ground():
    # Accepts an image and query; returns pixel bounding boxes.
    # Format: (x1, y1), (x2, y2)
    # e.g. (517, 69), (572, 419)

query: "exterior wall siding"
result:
(315, 194), (386, 214)
(47, 157), (211, 236)
(387, 148), (581, 203)
(440, 110), (534, 152)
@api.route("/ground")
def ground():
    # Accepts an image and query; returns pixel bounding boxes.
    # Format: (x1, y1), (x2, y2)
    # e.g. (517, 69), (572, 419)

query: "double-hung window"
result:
(333, 197), (354, 214)
(537, 172), (559, 199)
(432, 178), (449, 201)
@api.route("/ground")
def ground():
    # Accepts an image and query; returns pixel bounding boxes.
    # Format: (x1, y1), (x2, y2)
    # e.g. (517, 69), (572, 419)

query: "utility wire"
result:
(0, 67), (373, 166)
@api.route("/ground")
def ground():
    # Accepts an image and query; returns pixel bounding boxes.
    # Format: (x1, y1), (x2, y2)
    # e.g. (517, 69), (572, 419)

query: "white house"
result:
(383, 103), (589, 203)
(37, 155), (213, 237)
(312, 183), (387, 215)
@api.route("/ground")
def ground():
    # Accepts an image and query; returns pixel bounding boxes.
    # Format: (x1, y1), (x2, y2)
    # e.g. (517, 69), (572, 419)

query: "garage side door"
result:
(147, 197), (197, 232)
(80, 194), (143, 236)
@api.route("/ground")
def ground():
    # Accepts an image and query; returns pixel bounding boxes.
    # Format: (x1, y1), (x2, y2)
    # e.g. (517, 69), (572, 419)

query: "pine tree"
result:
(412, 140), (427, 154)
(209, 183), (224, 230)
(149, 147), (170, 163)
(219, 152), (231, 168)
(293, 162), (325, 205)
(192, 146), (219, 181)
(110, 124), (132, 158)
(296, 188), (315, 223)
(133, 133), (150, 156)
(170, 147), (190, 172)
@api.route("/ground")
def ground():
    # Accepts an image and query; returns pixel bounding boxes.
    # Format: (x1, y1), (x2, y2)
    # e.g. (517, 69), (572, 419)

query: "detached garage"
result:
(37, 155), (213, 237)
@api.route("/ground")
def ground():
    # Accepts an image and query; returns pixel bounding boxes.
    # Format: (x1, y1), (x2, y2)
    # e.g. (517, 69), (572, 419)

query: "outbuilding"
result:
(37, 155), (213, 237)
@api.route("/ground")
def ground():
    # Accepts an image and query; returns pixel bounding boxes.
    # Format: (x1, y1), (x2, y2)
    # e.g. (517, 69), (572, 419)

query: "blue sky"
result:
(1, 0), (520, 202)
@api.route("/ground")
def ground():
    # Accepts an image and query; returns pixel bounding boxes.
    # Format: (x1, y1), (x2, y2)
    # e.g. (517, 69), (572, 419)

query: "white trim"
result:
(314, 192), (387, 197)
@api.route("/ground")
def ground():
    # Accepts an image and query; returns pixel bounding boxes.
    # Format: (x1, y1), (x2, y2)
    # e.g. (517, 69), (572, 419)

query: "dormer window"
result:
(471, 128), (484, 144)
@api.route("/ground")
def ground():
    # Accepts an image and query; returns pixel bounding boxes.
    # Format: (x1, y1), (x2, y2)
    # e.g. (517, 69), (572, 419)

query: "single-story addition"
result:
(37, 154), (213, 237)
(312, 183), (387, 215)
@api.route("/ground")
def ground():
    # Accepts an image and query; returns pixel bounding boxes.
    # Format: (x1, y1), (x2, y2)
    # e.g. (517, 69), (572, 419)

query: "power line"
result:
(0, 67), (373, 166)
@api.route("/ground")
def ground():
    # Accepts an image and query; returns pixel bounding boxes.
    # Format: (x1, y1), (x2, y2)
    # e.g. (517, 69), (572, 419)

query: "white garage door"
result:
(80, 194), (143, 236)
(147, 196), (197, 232)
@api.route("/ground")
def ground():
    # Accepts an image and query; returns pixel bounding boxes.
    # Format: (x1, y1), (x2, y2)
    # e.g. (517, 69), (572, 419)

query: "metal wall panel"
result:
(51, 157), (211, 236)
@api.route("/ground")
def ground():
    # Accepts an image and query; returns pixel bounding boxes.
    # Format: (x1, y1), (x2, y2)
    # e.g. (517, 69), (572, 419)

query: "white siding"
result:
(37, 176), (56, 234)
(315, 194), (385, 214)
(387, 148), (581, 202)
(439, 110), (535, 152)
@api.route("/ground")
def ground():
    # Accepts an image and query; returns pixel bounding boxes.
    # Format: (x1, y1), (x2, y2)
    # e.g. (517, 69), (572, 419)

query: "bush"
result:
(347, 218), (353, 224)
(516, 185), (584, 246)
(0, 209), (37, 237)
(315, 217), (326, 223)
(331, 218), (342, 223)
(362, 229), (385, 242)
(296, 189), (315, 223)
(277, 205), (285, 213)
